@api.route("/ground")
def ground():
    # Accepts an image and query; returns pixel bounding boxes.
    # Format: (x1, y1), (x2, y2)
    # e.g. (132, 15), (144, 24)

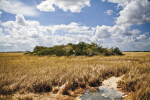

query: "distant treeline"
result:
(123, 51), (150, 52)
(26, 42), (123, 56)
(0, 51), (25, 53)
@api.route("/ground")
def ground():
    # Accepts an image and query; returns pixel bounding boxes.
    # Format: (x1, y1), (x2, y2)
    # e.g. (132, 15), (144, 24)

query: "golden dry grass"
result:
(0, 52), (150, 100)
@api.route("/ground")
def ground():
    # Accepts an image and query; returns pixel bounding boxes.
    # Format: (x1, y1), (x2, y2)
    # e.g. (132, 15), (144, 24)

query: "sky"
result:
(0, 0), (150, 52)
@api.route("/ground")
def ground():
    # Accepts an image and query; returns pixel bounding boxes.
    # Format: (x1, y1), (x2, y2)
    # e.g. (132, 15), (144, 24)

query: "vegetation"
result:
(0, 52), (149, 100)
(26, 42), (123, 56)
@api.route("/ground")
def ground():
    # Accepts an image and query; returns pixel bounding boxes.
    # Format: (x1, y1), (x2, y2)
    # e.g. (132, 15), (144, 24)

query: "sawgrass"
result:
(0, 52), (150, 100)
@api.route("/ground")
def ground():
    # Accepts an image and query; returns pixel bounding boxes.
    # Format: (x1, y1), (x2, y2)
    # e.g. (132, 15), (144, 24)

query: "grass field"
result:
(0, 52), (150, 100)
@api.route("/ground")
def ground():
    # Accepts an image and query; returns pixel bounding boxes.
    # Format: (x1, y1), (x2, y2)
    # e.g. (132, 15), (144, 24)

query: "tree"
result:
(113, 47), (123, 55)
(30, 42), (123, 56)
(64, 46), (74, 56)
(33, 46), (47, 55)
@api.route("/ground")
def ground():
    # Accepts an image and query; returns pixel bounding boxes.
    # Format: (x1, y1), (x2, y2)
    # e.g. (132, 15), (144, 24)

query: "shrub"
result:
(113, 47), (123, 55)
(29, 42), (123, 56)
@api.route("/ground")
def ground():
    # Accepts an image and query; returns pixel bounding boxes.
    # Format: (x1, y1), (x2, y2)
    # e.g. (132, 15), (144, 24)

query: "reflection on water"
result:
(79, 86), (123, 100)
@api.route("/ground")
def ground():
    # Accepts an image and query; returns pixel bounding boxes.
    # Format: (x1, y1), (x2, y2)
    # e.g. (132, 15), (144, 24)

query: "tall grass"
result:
(0, 52), (150, 100)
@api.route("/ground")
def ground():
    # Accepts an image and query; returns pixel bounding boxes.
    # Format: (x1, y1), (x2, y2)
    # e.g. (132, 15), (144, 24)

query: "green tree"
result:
(31, 42), (123, 56)
(113, 47), (123, 55)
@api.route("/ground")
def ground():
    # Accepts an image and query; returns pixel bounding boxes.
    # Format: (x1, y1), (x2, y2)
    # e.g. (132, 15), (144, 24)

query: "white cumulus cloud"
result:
(116, 0), (150, 26)
(0, 14), (95, 51)
(0, 0), (38, 16)
(37, 0), (91, 13)
(103, 0), (150, 26)
(95, 25), (112, 38)
(0, 13), (149, 51)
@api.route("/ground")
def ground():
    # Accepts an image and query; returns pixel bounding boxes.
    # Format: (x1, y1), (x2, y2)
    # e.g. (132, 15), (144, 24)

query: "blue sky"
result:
(1, 0), (118, 26)
(0, 0), (150, 51)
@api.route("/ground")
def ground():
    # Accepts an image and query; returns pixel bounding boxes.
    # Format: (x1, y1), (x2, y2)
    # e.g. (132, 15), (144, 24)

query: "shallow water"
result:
(79, 86), (123, 100)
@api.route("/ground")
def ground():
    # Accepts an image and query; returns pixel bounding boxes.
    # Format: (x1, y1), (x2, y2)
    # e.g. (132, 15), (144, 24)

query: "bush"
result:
(113, 47), (123, 55)
(29, 42), (123, 56)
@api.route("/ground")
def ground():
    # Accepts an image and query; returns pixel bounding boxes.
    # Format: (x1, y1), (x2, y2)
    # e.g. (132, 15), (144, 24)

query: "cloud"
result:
(37, 0), (91, 13)
(116, 0), (150, 26)
(105, 9), (113, 15)
(95, 25), (111, 38)
(93, 24), (148, 44)
(100, 0), (150, 49)
(129, 29), (140, 35)
(0, 14), (94, 51)
(0, 0), (38, 16)
(133, 34), (148, 42)
(0, 14), (149, 52)
(0, 11), (2, 16)
(102, 0), (131, 7)
(52, 22), (95, 34)
(103, 0), (150, 26)
(16, 14), (27, 26)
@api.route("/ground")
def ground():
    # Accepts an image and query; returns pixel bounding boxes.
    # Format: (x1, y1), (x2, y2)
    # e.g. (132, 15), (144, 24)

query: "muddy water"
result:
(77, 76), (124, 100)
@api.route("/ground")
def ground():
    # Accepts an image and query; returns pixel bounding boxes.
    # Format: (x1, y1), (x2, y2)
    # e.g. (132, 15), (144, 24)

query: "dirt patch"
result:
(101, 75), (124, 90)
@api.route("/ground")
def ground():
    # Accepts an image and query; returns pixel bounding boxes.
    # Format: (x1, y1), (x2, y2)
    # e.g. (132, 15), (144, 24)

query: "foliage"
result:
(28, 42), (123, 56)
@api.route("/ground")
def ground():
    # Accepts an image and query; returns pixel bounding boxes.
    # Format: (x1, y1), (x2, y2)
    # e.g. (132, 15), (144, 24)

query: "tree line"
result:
(26, 42), (123, 56)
